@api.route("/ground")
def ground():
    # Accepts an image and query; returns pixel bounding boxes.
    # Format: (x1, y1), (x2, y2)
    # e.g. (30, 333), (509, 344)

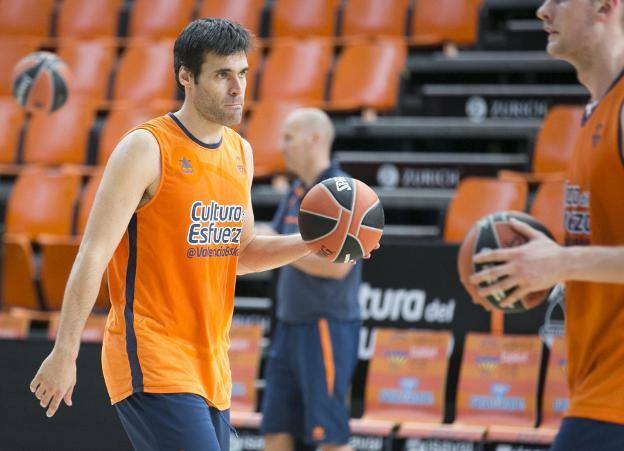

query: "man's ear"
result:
(178, 66), (193, 88)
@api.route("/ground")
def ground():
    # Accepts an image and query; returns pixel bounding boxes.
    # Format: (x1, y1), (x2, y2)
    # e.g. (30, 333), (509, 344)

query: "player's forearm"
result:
(562, 246), (624, 284)
(53, 248), (108, 360)
(237, 234), (311, 275)
(290, 253), (352, 279)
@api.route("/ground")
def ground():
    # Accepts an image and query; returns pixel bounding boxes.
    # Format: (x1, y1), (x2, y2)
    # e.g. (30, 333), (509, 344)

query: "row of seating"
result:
(0, 0), (481, 46)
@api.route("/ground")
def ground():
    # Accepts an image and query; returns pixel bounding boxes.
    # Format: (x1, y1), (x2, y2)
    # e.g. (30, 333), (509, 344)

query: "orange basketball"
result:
(298, 177), (384, 263)
(457, 211), (555, 313)
(12, 51), (71, 113)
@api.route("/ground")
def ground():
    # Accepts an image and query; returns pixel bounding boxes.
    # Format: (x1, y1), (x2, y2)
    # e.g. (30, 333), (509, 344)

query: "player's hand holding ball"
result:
(298, 177), (384, 263)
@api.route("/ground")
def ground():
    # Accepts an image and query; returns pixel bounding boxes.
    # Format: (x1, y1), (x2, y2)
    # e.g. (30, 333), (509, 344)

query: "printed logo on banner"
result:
(469, 383), (526, 412)
(384, 350), (408, 366)
(476, 356), (499, 373)
(378, 377), (435, 406)
(232, 381), (246, 397)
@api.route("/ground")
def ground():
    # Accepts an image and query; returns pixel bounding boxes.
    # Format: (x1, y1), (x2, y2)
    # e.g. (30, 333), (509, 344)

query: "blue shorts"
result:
(114, 392), (232, 451)
(260, 318), (360, 446)
(550, 417), (624, 451)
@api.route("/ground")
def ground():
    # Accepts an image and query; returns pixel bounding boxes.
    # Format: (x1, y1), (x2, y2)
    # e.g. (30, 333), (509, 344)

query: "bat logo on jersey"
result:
(179, 157), (193, 174)
(187, 200), (243, 245)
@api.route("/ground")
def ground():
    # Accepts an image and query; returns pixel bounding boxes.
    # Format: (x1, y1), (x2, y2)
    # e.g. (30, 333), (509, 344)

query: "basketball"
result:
(298, 177), (384, 263)
(12, 51), (71, 113)
(457, 211), (555, 313)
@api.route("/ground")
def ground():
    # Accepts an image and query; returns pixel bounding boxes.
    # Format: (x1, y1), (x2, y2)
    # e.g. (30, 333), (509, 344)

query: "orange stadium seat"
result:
(128, 0), (196, 40)
(0, 0), (55, 39)
(2, 234), (40, 312)
(0, 38), (41, 97)
(98, 105), (170, 165)
(258, 39), (332, 103)
(350, 329), (452, 438)
(530, 180), (566, 244)
(22, 100), (95, 166)
(0, 312), (30, 339)
(39, 172), (110, 311)
(443, 177), (528, 243)
(244, 101), (302, 177)
(0, 99), (25, 170)
(228, 324), (264, 428)
(57, 0), (124, 39)
(329, 39), (406, 111)
(271, 0), (339, 38)
(341, 0), (410, 39)
(198, 0), (265, 36)
(113, 41), (176, 106)
(411, 0), (482, 47)
(57, 40), (116, 105)
(244, 45), (262, 103)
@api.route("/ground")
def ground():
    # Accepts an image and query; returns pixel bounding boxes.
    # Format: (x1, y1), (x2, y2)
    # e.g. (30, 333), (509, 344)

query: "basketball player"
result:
(469, 1), (624, 449)
(258, 109), (361, 451)
(29, 19), (315, 450)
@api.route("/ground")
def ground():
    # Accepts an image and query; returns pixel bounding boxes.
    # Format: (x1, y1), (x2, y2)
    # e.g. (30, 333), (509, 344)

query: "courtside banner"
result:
(456, 333), (542, 426)
(541, 336), (569, 428)
(229, 324), (263, 412)
(364, 329), (452, 423)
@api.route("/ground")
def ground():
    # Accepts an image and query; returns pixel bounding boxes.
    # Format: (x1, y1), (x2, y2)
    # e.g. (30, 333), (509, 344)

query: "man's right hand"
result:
(30, 350), (77, 417)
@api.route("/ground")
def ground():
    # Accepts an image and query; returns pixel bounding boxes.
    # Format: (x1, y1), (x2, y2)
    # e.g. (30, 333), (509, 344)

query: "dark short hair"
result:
(173, 18), (253, 91)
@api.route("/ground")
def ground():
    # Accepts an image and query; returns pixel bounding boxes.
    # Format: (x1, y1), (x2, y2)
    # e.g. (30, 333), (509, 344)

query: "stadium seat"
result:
(39, 172), (110, 311)
(1, 234), (40, 312)
(98, 105), (169, 165)
(229, 324), (264, 428)
(57, 0), (123, 39)
(244, 45), (262, 103)
(198, 0), (265, 36)
(22, 99), (95, 166)
(410, 0), (482, 47)
(530, 180), (566, 244)
(0, 38), (41, 97)
(243, 101), (303, 177)
(57, 39), (116, 105)
(0, 312), (30, 339)
(0, 0), (55, 39)
(128, 0), (196, 40)
(5, 167), (82, 240)
(113, 41), (176, 106)
(443, 177), (528, 243)
(341, 0), (410, 39)
(271, 0), (339, 38)
(48, 313), (108, 342)
(328, 39), (406, 111)
(350, 329), (452, 438)
(258, 39), (332, 103)
(0, 99), (25, 170)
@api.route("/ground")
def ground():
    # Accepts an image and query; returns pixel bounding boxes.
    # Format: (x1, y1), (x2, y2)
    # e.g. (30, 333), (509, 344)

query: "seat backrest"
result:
(0, 38), (41, 97)
(57, 40), (116, 103)
(411, 0), (482, 46)
(341, 0), (409, 39)
(113, 41), (176, 104)
(244, 45), (262, 102)
(330, 39), (406, 111)
(0, 0), (55, 38)
(530, 180), (566, 244)
(0, 313), (30, 339)
(259, 39), (332, 103)
(78, 172), (104, 234)
(57, 0), (123, 39)
(229, 324), (263, 412)
(533, 105), (584, 174)
(444, 177), (528, 243)
(244, 101), (302, 177)
(98, 105), (169, 165)
(198, 0), (265, 35)
(0, 99), (25, 164)
(271, 0), (339, 37)
(22, 100), (95, 165)
(2, 234), (40, 310)
(364, 328), (452, 422)
(541, 336), (568, 428)
(5, 167), (82, 239)
(128, 0), (195, 39)
(456, 333), (542, 427)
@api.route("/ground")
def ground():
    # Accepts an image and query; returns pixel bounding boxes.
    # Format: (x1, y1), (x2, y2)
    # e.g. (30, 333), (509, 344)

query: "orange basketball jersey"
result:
(102, 114), (249, 409)
(563, 70), (624, 424)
